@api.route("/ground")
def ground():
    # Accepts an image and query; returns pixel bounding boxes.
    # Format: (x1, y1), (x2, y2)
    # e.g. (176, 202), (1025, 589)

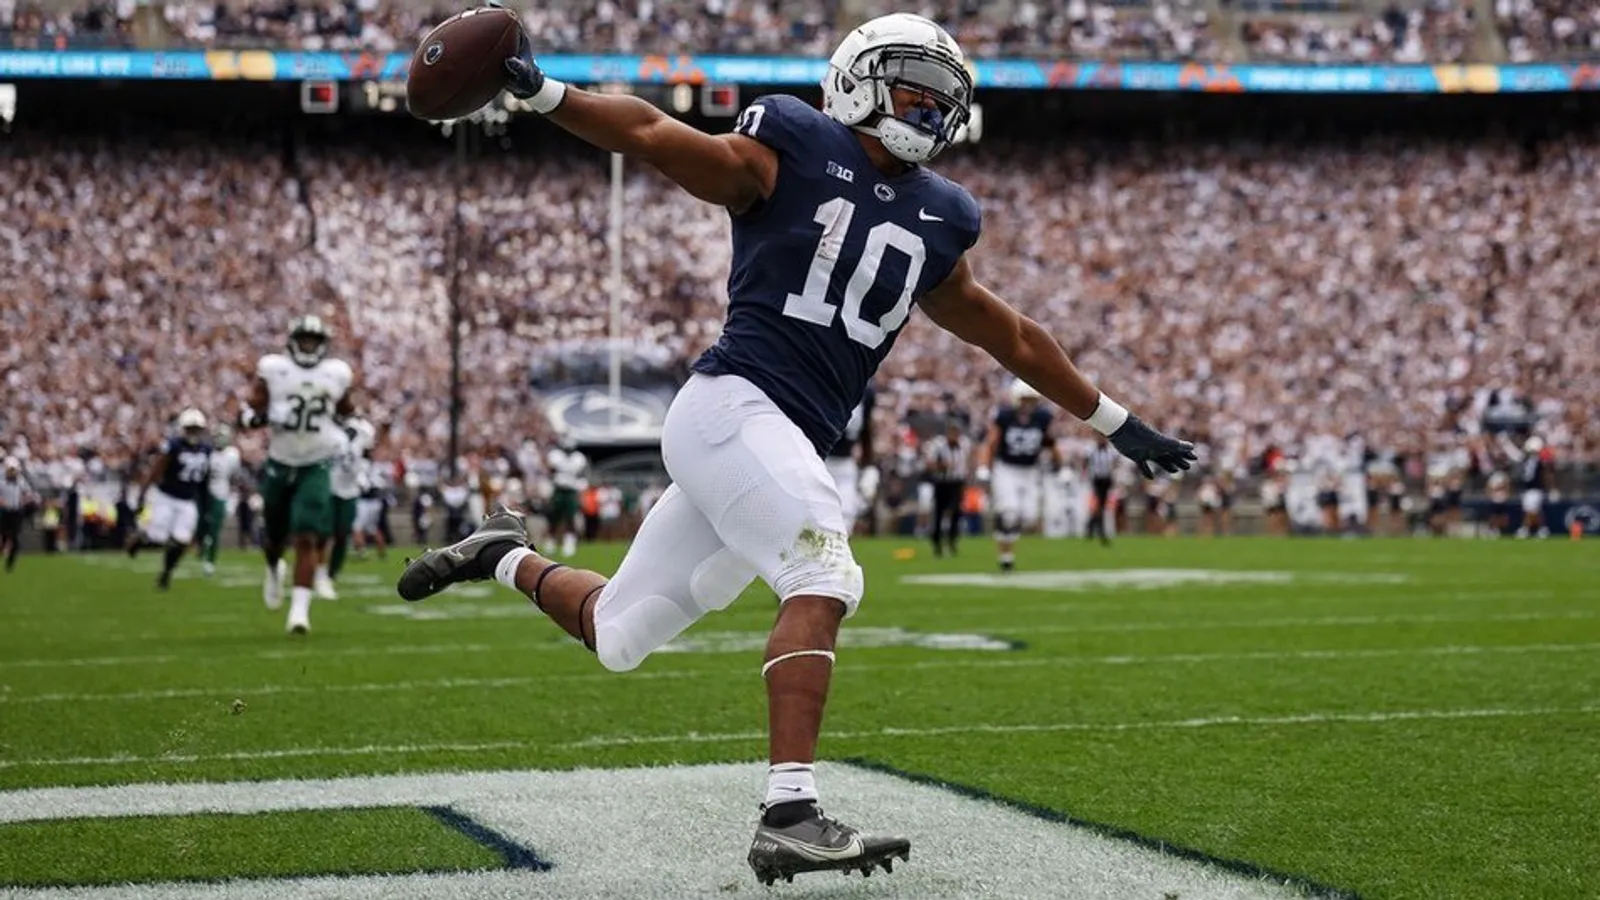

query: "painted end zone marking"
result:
(0, 764), (1326, 900)
(422, 806), (551, 872)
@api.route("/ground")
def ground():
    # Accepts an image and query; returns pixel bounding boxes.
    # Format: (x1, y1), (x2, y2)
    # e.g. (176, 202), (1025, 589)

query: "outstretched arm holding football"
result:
(503, 38), (774, 212)
(922, 256), (1195, 479)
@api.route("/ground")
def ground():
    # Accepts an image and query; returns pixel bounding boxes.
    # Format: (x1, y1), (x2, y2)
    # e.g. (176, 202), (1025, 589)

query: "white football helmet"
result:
(176, 408), (207, 431)
(1008, 378), (1043, 405)
(1524, 435), (1545, 454)
(821, 13), (973, 164)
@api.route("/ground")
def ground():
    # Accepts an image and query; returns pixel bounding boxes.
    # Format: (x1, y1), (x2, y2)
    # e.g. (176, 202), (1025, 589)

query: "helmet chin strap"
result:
(854, 115), (940, 164)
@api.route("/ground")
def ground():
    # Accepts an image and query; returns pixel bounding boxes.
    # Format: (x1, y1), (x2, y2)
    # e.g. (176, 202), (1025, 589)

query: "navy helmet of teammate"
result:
(136, 408), (213, 590)
(980, 377), (1057, 571)
(398, 11), (1194, 885)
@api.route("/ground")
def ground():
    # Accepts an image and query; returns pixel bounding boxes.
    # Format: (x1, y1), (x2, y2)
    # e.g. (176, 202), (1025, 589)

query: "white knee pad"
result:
(772, 527), (864, 617)
(593, 548), (756, 673)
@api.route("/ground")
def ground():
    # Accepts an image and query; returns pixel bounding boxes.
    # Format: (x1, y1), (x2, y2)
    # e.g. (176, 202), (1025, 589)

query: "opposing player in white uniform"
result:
(200, 424), (243, 576)
(399, 13), (1193, 885)
(980, 379), (1057, 571)
(353, 449), (388, 561)
(545, 437), (588, 558)
(239, 316), (357, 634)
(318, 417), (377, 599)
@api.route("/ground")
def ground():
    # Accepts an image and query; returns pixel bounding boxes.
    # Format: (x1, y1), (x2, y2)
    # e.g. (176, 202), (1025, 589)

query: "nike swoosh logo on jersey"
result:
(918, 208), (943, 222)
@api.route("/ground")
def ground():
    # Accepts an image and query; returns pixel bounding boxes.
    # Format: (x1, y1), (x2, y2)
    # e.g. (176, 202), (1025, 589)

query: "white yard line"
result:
(2, 704), (1595, 769)
(566, 704), (1600, 749)
(5, 607), (1595, 671)
(4, 642), (1598, 705)
(0, 642), (563, 670)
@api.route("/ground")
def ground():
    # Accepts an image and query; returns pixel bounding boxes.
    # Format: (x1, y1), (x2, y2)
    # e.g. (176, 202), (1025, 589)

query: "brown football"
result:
(406, 7), (523, 121)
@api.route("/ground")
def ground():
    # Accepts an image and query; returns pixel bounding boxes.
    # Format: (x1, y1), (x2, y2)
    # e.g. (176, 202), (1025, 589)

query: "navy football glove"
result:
(502, 27), (544, 100)
(1108, 415), (1197, 480)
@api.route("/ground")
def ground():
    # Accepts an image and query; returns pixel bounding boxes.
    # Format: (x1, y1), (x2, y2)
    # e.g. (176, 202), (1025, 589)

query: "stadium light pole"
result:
(608, 151), (623, 430)
(447, 123), (469, 479)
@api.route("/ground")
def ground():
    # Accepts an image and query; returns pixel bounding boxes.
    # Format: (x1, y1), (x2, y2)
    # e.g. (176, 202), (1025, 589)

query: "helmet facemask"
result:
(841, 45), (971, 164)
(288, 318), (331, 368)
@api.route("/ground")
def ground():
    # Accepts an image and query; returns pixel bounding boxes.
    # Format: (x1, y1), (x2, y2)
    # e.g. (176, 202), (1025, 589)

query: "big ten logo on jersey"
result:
(826, 161), (855, 184)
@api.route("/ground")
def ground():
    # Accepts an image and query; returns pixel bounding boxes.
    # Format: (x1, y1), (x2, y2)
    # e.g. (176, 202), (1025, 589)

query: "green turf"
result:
(0, 806), (502, 887)
(1, 537), (1596, 899)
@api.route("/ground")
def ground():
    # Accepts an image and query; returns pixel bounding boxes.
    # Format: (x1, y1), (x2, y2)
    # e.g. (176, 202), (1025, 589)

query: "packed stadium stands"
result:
(3, 126), (1596, 493)
(2, 0), (1591, 62)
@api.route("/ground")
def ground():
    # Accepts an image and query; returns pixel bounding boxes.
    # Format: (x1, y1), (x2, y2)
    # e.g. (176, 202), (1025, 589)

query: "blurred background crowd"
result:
(3, 0), (1598, 63)
(3, 124), (1595, 539)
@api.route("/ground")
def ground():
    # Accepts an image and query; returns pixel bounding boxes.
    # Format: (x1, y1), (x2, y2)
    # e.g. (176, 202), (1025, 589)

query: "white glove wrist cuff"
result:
(1085, 394), (1129, 436)
(529, 77), (566, 115)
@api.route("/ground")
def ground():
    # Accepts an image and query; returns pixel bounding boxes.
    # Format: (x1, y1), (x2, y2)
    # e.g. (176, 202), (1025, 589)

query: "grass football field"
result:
(0, 536), (1595, 899)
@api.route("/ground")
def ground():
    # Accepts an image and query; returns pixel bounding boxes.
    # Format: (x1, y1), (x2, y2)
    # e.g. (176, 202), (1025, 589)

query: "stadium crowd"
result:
(3, 129), (1596, 505)
(0, 0), (1553, 63)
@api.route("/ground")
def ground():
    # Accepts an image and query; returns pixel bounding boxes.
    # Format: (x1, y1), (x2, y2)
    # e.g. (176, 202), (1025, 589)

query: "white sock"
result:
(495, 547), (535, 591)
(315, 565), (329, 583)
(999, 551), (1015, 563)
(561, 533), (577, 557)
(289, 586), (312, 623)
(765, 762), (818, 808)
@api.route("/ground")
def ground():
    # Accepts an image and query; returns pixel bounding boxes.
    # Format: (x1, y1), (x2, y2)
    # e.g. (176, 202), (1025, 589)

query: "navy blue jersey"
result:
(1519, 453), (1550, 491)
(694, 95), (982, 454)
(993, 406), (1052, 467)
(157, 438), (212, 502)
(827, 384), (877, 459)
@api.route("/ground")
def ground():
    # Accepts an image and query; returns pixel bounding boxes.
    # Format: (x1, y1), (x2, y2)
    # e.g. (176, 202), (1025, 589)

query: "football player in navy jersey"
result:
(980, 378), (1057, 571)
(136, 409), (213, 590)
(399, 12), (1194, 884)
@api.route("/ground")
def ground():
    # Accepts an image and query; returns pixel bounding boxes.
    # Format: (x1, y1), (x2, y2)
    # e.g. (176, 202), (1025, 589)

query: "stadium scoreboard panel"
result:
(339, 79), (709, 117)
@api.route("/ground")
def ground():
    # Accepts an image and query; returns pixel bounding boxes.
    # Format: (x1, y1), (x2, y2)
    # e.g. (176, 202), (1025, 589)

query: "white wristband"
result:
(528, 77), (566, 115)
(1085, 394), (1129, 436)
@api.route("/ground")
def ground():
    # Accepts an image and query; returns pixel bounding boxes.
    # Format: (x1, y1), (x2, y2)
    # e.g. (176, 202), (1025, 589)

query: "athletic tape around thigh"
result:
(760, 649), (836, 678)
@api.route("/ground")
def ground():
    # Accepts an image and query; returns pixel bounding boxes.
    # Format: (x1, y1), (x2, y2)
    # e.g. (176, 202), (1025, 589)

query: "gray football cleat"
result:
(396, 505), (530, 602)
(747, 807), (911, 885)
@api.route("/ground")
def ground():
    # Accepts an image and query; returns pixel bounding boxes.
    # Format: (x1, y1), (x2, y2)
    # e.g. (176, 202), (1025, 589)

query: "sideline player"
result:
(979, 378), (1055, 570)
(136, 409), (213, 590)
(199, 424), (242, 576)
(545, 434), (588, 558)
(399, 13), (1193, 885)
(239, 315), (356, 634)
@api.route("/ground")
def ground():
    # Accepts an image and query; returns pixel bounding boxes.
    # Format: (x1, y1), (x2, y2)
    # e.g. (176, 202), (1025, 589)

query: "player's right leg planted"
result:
(653, 374), (909, 884)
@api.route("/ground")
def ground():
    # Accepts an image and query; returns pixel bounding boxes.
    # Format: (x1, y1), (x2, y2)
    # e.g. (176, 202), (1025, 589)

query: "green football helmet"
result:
(288, 315), (332, 368)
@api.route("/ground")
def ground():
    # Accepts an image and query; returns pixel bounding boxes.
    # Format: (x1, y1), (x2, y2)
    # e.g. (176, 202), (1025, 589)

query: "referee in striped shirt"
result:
(2, 456), (36, 573)
(1086, 439), (1118, 546)
(925, 419), (973, 558)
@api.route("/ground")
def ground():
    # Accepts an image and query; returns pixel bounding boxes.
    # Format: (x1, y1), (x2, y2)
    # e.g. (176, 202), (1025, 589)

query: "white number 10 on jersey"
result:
(782, 198), (926, 349)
